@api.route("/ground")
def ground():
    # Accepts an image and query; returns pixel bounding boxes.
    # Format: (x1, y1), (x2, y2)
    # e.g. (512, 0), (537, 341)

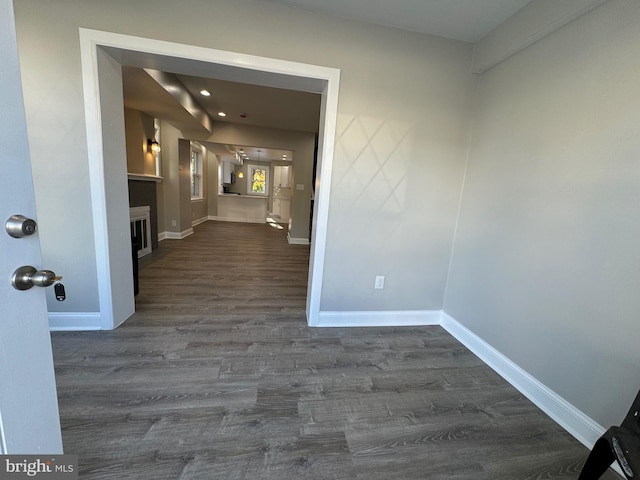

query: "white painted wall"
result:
(13, 0), (474, 320)
(445, 0), (640, 428)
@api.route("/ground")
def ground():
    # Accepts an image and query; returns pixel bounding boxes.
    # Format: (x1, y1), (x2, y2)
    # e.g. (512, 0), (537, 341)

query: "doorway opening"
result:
(79, 29), (340, 329)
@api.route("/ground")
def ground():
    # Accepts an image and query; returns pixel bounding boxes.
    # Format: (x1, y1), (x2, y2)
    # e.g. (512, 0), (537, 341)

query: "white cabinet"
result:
(273, 165), (290, 187)
(222, 161), (233, 184)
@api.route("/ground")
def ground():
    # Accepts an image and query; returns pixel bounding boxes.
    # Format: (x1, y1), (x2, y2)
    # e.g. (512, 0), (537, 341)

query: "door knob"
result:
(11, 266), (61, 290)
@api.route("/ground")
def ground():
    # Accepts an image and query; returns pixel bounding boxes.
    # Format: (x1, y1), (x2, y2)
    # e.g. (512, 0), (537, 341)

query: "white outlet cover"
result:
(296, 184), (305, 190)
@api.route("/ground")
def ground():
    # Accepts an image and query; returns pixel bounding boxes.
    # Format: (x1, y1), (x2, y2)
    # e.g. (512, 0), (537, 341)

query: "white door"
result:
(0, 0), (63, 454)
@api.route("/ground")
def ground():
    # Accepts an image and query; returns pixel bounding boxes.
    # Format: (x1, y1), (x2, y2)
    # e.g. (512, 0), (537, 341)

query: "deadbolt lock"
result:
(5, 215), (37, 238)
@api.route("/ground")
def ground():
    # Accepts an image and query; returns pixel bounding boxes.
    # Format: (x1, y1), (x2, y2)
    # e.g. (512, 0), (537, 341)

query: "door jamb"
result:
(79, 29), (339, 328)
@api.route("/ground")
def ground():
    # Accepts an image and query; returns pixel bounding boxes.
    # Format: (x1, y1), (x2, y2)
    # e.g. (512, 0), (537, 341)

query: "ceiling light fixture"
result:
(218, 112), (226, 117)
(200, 89), (211, 96)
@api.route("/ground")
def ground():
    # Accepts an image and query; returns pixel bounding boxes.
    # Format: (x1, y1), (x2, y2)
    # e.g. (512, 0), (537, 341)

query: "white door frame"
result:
(78, 29), (340, 328)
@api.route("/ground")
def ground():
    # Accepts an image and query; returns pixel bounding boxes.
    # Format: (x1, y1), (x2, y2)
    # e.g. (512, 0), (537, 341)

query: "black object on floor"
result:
(131, 232), (141, 296)
(578, 389), (640, 479)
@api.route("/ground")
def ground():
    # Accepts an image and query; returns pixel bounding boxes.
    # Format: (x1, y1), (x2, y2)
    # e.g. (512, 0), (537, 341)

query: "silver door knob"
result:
(11, 266), (61, 290)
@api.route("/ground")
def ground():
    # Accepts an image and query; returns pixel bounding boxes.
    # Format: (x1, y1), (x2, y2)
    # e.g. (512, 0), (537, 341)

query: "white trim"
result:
(78, 28), (339, 331)
(159, 228), (193, 240)
(440, 312), (607, 450)
(129, 206), (150, 217)
(306, 72), (340, 326)
(48, 312), (103, 331)
(129, 206), (152, 257)
(311, 310), (442, 328)
(79, 29), (116, 330)
(208, 215), (265, 224)
(192, 216), (208, 227)
(246, 163), (270, 196)
(287, 234), (310, 245)
(127, 173), (162, 182)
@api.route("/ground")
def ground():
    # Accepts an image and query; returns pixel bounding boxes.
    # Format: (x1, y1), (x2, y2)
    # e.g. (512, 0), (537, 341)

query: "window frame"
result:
(246, 164), (269, 196)
(190, 145), (203, 200)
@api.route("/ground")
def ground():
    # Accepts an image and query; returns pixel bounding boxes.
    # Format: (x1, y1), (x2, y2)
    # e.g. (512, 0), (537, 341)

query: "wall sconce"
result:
(147, 139), (161, 153)
(238, 171), (244, 179)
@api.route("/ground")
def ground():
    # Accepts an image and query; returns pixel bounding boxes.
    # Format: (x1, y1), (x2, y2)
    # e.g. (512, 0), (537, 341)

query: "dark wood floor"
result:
(51, 221), (616, 479)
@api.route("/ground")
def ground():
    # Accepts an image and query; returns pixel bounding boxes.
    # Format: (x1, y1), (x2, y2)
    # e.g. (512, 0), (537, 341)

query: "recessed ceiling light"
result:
(218, 112), (226, 117)
(200, 89), (211, 96)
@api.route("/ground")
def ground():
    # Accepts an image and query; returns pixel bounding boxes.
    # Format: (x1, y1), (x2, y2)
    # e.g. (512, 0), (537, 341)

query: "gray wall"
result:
(444, 0), (640, 428)
(159, 121), (182, 237)
(319, 33), (473, 312)
(13, 0), (474, 318)
(178, 139), (193, 234)
(124, 108), (156, 175)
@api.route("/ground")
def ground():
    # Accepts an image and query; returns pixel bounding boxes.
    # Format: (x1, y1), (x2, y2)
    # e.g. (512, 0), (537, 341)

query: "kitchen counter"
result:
(219, 193), (267, 199)
(217, 193), (268, 223)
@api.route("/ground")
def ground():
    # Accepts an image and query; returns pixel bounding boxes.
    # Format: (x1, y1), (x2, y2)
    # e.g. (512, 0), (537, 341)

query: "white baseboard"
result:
(312, 310), (442, 327)
(208, 215), (265, 224)
(440, 312), (606, 450)
(192, 217), (208, 227)
(287, 233), (310, 245)
(49, 312), (103, 331)
(158, 228), (193, 241)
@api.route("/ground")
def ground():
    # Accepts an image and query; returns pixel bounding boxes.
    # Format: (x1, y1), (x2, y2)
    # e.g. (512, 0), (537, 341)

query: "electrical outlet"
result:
(171, 220), (177, 227)
(375, 275), (385, 290)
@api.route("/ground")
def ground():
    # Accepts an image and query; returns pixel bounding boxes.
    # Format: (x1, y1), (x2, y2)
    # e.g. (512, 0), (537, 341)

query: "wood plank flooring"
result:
(51, 221), (617, 479)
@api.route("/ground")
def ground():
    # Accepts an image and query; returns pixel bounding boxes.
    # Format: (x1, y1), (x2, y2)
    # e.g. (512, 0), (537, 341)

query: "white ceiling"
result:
(258, 0), (533, 43)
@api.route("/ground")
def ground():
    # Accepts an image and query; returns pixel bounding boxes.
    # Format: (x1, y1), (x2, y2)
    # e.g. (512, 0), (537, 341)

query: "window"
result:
(153, 118), (162, 177)
(191, 147), (203, 199)
(247, 164), (269, 196)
